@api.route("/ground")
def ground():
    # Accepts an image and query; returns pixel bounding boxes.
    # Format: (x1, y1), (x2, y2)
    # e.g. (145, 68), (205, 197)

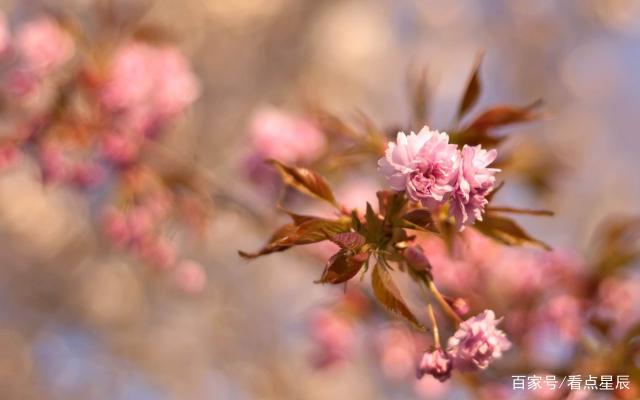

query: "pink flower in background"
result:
(596, 275), (640, 337)
(447, 310), (511, 371)
(0, 144), (19, 169)
(100, 42), (155, 112)
(70, 162), (105, 189)
(173, 260), (207, 293)
(0, 12), (10, 56)
(100, 132), (140, 165)
(38, 142), (70, 184)
(450, 145), (499, 228)
(15, 17), (75, 74)
(417, 348), (452, 382)
(307, 309), (355, 368)
(249, 107), (326, 164)
(376, 326), (426, 380)
(101, 208), (131, 248)
(378, 127), (459, 209)
(136, 236), (177, 270)
(153, 47), (200, 117)
(101, 41), (199, 128)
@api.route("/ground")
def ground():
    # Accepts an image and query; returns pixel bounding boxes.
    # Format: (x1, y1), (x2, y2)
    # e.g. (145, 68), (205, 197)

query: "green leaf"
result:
(475, 214), (550, 250)
(457, 53), (483, 119)
(239, 216), (351, 259)
(316, 251), (368, 284)
(371, 262), (421, 327)
(268, 160), (338, 207)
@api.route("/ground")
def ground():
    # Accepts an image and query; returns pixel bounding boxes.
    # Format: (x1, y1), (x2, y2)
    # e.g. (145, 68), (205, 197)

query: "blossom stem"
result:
(427, 303), (441, 348)
(427, 279), (462, 324)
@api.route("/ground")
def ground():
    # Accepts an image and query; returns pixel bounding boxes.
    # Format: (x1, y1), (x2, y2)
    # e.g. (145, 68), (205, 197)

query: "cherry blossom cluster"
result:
(379, 127), (498, 229)
(0, 11), (206, 292)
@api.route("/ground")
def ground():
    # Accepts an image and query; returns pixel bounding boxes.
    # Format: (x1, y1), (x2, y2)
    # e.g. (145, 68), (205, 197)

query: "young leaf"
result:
(467, 102), (540, 132)
(400, 208), (438, 232)
(475, 214), (550, 250)
(377, 190), (407, 223)
(268, 160), (338, 207)
(316, 251), (368, 284)
(330, 232), (366, 251)
(363, 202), (385, 245)
(409, 66), (430, 128)
(239, 217), (351, 259)
(457, 53), (483, 119)
(371, 262), (421, 327)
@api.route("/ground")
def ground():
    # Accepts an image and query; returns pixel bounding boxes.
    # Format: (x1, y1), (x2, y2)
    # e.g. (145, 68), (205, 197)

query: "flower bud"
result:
(405, 245), (431, 272)
(417, 348), (452, 382)
(450, 297), (470, 317)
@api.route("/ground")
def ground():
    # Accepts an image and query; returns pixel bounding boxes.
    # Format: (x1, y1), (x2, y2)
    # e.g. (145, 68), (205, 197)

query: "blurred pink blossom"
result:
(249, 107), (326, 164)
(15, 17), (75, 74)
(70, 162), (105, 189)
(447, 310), (511, 371)
(101, 41), (199, 130)
(0, 144), (19, 169)
(378, 127), (459, 209)
(38, 142), (70, 184)
(100, 132), (140, 165)
(0, 12), (10, 56)
(136, 236), (177, 270)
(596, 275), (640, 337)
(101, 208), (131, 248)
(376, 326), (426, 380)
(307, 309), (354, 368)
(450, 145), (499, 228)
(173, 260), (207, 293)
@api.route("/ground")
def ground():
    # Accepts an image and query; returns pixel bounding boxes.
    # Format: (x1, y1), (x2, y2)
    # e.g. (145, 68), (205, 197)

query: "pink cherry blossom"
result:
(100, 132), (140, 165)
(173, 260), (207, 293)
(70, 162), (105, 189)
(0, 144), (19, 169)
(417, 348), (452, 382)
(378, 127), (460, 209)
(101, 208), (131, 248)
(249, 107), (326, 164)
(307, 309), (355, 368)
(0, 12), (10, 56)
(100, 41), (199, 126)
(15, 17), (75, 74)
(376, 326), (426, 380)
(450, 145), (499, 228)
(136, 236), (177, 270)
(446, 310), (511, 371)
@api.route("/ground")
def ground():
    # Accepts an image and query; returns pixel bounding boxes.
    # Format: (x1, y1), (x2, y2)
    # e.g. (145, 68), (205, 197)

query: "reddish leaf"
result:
(408, 66), (430, 128)
(475, 214), (550, 250)
(400, 208), (437, 232)
(239, 217), (351, 259)
(268, 160), (337, 207)
(468, 102), (541, 132)
(457, 53), (483, 119)
(316, 251), (368, 284)
(330, 232), (366, 251)
(371, 262), (421, 327)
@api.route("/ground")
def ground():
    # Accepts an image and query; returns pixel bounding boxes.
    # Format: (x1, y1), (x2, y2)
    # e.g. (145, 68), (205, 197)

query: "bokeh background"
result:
(0, 0), (639, 399)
